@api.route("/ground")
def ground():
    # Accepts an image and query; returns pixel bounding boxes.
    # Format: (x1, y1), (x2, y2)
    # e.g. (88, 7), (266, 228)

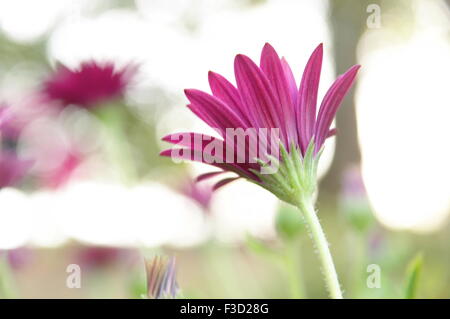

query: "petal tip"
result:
(262, 42), (274, 50)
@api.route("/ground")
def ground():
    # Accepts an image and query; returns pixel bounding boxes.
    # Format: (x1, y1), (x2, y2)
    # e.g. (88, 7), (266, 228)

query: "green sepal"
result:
(252, 141), (321, 205)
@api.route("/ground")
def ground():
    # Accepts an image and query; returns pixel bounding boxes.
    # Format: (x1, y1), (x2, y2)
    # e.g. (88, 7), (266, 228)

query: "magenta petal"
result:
(160, 147), (259, 182)
(280, 57), (298, 108)
(185, 89), (247, 135)
(196, 171), (226, 182)
(297, 43), (323, 154)
(315, 65), (361, 152)
(162, 132), (223, 152)
(260, 43), (297, 146)
(208, 71), (251, 127)
(186, 103), (223, 136)
(213, 177), (240, 191)
(234, 54), (282, 133)
(327, 128), (337, 138)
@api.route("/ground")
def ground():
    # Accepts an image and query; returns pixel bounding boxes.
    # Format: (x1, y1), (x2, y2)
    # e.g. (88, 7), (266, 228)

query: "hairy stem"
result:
(296, 197), (343, 299)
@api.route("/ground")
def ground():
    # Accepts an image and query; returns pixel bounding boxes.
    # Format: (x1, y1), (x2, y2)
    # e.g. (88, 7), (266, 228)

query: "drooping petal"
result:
(196, 171), (226, 182)
(162, 132), (258, 172)
(260, 43), (296, 146)
(213, 177), (240, 191)
(314, 65), (360, 152)
(160, 148), (260, 182)
(327, 128), (337, 138)
(234, 54), (283, 135)
(297, 43), (323, 154)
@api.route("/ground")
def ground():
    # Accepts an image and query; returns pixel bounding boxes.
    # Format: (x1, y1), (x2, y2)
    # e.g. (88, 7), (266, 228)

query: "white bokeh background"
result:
(0, 0), (449, 249)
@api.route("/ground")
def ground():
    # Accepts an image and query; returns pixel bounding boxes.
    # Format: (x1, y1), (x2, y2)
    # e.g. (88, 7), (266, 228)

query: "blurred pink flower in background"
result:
(0, 104), (25, 141)
(74, 246), (137, 271)
(341, 165), (368, 200)
(340, 165), (374, 232)
(1, 247), (34, 270)
(40, 150), (83, 189)
(42, 61), (137, 108)
(0, 151), (32, 189)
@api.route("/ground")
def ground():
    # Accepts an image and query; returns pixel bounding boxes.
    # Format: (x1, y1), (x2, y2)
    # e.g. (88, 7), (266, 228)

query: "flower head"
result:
(145, 256), (179, 299)
(161, 43), (359, 204)
(42, 61), (136, 108)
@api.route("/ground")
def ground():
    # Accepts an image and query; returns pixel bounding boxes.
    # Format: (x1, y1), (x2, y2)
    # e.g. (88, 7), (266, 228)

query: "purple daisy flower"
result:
(42, 61), (136, 108)
(161, 43), (359, 204)
(161, 43), (360, 298)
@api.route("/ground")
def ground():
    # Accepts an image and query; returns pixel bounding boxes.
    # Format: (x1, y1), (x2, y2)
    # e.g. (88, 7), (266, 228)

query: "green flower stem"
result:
(348, 232), (366, 296)
(0, 254), (17, 298)
(283, 241), (305, 299)
(296, 196), (343, 299)
(97, 105), (137, 184)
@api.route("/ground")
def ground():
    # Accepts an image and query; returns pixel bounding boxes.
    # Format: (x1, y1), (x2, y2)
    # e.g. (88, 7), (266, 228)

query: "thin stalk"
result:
(98, 105), (137, 184)
(296, 197), (343, 299)
(0, 254), (17, 298)
(283, 241), (305, 299)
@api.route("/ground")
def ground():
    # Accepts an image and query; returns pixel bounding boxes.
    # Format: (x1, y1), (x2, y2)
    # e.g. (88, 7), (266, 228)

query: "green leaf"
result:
(404, 253), (423, 299)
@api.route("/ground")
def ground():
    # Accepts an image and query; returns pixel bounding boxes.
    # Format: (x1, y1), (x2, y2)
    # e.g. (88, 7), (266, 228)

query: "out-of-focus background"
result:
(0, 0), (449, 298)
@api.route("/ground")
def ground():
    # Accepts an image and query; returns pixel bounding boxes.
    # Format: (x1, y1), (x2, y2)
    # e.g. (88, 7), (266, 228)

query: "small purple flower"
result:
(42, 61), (136, 108)
(145, 256), (179, 299)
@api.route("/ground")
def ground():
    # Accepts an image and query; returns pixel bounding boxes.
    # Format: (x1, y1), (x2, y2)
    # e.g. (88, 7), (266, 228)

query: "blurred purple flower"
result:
(145, 256), (179, 299)
(42, 61), (136, 108)
(0, 104), (23, 141)
(0, 151), (32, 189)
(368, 230), (385, 260)
(2, 247), (34, 270)
(340, 165), (374, 232)
(161, 43), (359, 198)
(41, 150), (83, 189)
(341, 165), (368, 200)
(75, 246), (135, 270)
